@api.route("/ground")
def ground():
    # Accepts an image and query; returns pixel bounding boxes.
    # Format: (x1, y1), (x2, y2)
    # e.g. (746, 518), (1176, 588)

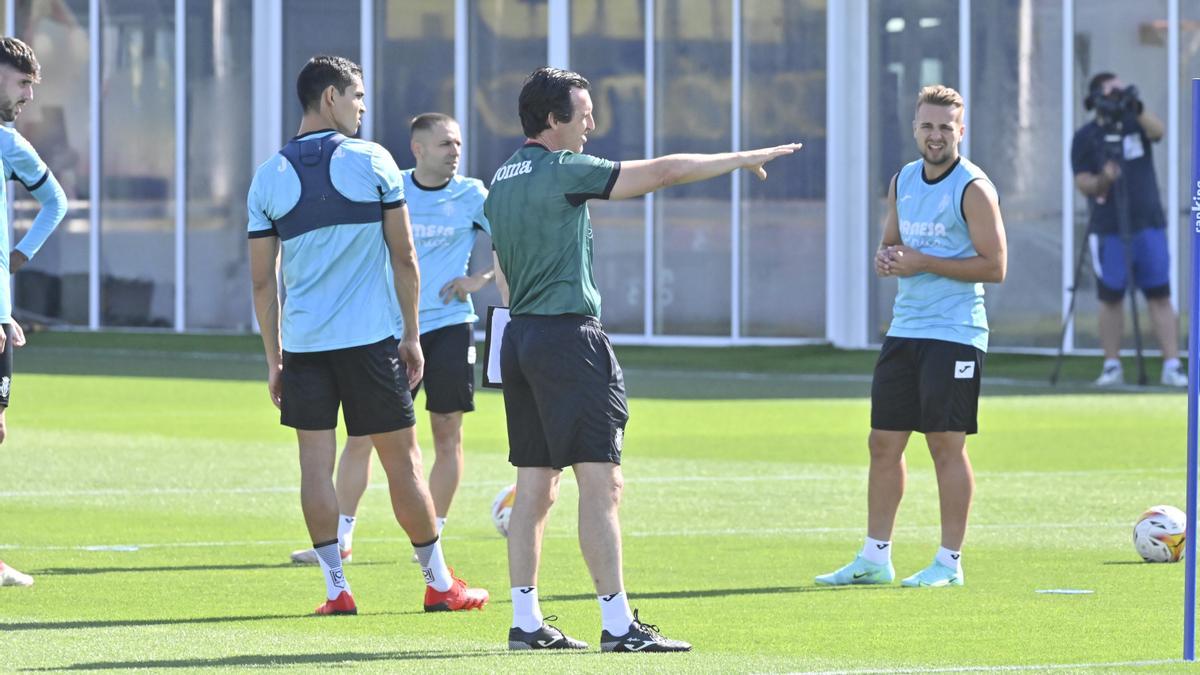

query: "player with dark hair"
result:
(816, 84), (1006, 589)
(1071, 72), (1181, 387)
(488, 66), (799, 651)
(248, 55), (487, 615)
(0, 36), (69, 588)
(288, 111), (497, 567)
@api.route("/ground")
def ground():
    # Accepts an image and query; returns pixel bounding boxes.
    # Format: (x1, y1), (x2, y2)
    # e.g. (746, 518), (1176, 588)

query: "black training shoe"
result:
(508, 616), (589, 650)
(600, 609), (692, 652)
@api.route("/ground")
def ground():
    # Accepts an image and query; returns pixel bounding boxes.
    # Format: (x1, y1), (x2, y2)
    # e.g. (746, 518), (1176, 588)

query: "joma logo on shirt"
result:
(492, 160), (532, 184)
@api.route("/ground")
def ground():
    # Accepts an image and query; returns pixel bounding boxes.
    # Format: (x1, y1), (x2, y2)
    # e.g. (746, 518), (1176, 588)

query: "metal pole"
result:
(1184, 77), (1200, 662)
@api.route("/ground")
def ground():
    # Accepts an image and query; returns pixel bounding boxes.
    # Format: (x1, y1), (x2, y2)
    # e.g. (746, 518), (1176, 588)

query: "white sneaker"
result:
(1162, 365), (1188, 387)
(1094, 364), (1124, 386)
(0, 560), (33, 587)
(289, 547), (352, 565)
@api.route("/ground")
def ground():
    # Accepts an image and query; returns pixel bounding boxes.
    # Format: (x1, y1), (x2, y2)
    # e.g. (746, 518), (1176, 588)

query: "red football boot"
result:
(423, 570), (489, 612)
(315, 590), (357, 616)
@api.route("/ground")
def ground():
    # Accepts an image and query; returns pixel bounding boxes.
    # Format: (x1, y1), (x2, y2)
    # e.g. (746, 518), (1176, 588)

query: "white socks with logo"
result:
(861, 536), (892, 565)
(337, 513), (355, 552)
(511, 586), (543, 632)
(599, 591), (635, 636)
(936, 546), (962, 569)
(314, 540), (349, 600)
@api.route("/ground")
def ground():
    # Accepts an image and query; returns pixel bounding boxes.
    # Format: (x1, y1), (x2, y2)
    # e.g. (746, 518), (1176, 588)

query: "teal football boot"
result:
(900, 561), (964, 588)
(814, 555), (895, 586)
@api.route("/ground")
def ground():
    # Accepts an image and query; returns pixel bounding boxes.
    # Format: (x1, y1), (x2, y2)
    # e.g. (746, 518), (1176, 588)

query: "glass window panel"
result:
(1072, 1), (1169, 352)
(100, 0), (175, 327)
(281, 0), (360, 144)
(467, 0), (546, 315)
(654, 0), (731, 336)
(740, 0), (825, 337)
(12, 0), (90, 325)
(970, 0), (1062, 349)
(868, 0), (959, 343)
(468, 0), (546, 180)
(185, 0), (253, 330)
(373, 0), (454, 168)
(571, 0), (645, 335)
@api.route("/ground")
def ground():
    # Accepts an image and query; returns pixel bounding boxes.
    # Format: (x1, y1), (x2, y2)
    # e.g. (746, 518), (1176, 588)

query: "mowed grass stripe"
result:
(0, 358), (1189, 672)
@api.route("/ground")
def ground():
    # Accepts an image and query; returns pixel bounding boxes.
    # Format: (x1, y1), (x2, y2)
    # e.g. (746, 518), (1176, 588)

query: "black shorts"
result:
(411, 323), (475, 414)
(870, 337), (984, 435)
(280, 337), (416, 436)
(501, 314), (628, 470)
(0, 323), (13, 408)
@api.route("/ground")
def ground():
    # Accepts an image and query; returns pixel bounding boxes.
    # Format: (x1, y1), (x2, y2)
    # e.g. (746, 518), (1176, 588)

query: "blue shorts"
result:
(1089, 228), (1171, 303)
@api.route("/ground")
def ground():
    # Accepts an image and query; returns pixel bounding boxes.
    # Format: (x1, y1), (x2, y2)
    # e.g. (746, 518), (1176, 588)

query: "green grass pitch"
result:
(0, 333), (1195, 672)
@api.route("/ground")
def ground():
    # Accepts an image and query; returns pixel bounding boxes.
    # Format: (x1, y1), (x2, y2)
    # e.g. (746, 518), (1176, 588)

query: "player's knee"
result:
(342, 435), (374, 458)
(867, 432), (904, 463)
(927, 441), (968, 468)
(529, 479), (559, 512)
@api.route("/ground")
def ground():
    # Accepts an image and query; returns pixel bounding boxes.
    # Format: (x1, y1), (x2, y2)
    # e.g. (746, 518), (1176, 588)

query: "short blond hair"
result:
(915, 84), (964, 116)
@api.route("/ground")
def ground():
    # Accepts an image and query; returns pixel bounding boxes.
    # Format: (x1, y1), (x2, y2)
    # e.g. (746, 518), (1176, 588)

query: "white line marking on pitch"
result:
(786, 658), (1179, 674)
(0, 521), (1130, 551)
(0, 467), (1177, 499)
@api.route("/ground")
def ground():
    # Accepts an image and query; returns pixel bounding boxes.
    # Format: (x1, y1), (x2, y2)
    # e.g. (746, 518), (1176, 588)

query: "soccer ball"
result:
(491, 483), (516, 537)
(1133, 505), (1187, 563)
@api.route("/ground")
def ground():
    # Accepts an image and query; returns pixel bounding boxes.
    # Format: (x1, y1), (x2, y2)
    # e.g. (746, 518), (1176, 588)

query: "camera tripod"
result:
(1050, 119), (1148, 386)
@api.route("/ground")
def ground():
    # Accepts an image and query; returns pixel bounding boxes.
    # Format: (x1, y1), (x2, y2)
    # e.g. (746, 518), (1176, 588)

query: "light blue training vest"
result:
(887, 156), (994, 352)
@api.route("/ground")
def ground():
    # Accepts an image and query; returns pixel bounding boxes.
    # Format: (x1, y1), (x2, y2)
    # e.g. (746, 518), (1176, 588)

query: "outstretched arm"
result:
(608, 143), (802, 201)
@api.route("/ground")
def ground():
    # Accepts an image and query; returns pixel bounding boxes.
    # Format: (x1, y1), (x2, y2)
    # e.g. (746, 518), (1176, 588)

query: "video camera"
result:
(1092, 85), (1143, 130)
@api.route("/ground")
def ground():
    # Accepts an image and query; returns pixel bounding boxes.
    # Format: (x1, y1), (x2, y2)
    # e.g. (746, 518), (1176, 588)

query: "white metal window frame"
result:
(8, 0), (1181, 347)
(829, 0), (1184, 354)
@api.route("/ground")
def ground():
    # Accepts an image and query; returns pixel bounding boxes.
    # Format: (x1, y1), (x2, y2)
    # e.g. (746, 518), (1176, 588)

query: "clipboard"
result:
(481, 306), (510, 389)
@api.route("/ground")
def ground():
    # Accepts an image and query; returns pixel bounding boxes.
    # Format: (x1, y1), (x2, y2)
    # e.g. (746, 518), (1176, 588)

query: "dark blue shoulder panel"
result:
(272, 134), (384, 241)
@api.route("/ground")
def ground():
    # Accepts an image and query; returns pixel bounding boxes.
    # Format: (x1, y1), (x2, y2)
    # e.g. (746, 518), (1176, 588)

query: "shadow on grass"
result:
(30, 561), (390, 576)
(540, 584), (893, 603)
(22, 649), (512, 670)
(1, 610), (426, 632)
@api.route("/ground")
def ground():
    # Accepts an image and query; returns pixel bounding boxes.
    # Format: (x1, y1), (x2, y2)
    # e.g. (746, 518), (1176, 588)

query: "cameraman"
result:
(1070, 72), (1184, 387)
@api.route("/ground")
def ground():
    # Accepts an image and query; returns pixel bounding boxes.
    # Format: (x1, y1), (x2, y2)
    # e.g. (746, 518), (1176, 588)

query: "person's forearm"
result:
(1075, 172), (1112, 198)
(251, 285), (281, 368)
(14, 172), (67, 261)
(655, 152), (749, 189)
(392, 254), (420, 340)
(1139, 110), (1165, 141)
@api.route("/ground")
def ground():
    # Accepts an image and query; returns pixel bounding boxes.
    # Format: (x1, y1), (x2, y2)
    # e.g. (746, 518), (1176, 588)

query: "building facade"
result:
(4, 0), (1197, 352)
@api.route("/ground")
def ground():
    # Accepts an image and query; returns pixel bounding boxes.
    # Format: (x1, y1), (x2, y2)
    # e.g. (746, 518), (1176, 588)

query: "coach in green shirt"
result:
(486, 66), (800, 653)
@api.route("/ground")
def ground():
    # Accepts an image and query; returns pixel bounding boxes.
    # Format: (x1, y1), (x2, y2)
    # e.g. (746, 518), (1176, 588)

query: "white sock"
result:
(413, 536), (453, 592)
(511, 586), (543, 632)
(1165, 358), (1181, 372)
(436, 517), (447, 536)
(860, 536), (892, 565)
(936, 546), (962, 569)
(598, 591), (635, 637)
(337, 514), (356, 551)
(314, 540), (350, 600)
(1103, 358), (1122, 370)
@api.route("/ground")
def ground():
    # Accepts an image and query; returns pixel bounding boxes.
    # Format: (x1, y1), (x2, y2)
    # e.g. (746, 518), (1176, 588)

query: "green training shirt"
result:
(484, 142), (620, 317)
